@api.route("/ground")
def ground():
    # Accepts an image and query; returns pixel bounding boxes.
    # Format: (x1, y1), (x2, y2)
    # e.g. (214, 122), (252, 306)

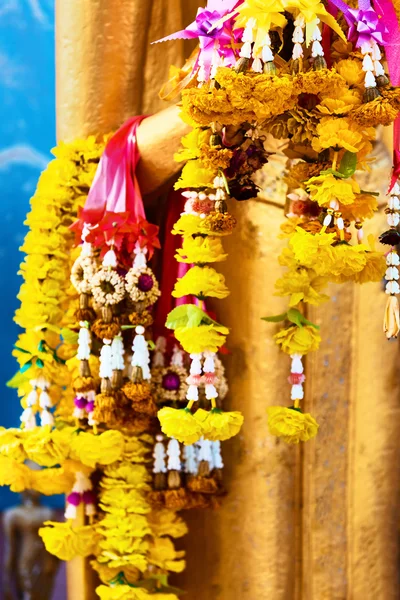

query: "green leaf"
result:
(20, 359), (33, 374)
(13, 345), (30, 355)
(166, 305), (205, 330)
(121, 325), (135, 330)
(6, 370), (30, 389)
(287, 308), (305, 327)
(319, 168), (346, 179)
(338, 151), (357, 178)
(36, 358), (44, 368)
(147, 340), (156, 350)
(60, 328), (79, 344)
(261, 312), (288, 323)
(287, 308), (320, 329)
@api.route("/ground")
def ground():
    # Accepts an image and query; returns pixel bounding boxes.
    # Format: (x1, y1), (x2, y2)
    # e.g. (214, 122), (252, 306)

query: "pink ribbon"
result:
(81, 116), (147, 225)
(153, 0), (242, 80)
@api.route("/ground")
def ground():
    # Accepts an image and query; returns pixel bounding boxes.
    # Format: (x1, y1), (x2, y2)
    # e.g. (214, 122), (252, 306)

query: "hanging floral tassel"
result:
(381, 182), (400, 338)
(65, 471), (95, 522)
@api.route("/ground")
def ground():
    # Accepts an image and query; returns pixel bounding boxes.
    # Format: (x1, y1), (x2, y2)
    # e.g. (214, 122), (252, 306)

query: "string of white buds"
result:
(211, 440), (224, 470)
(81, 223), (94, 258)
(171, 346), (184, 368)
(133, 241), (148, 269)
(186, 353), (203, 401)
(153, 434), (167, 474)
(197, 438), (213, 467)
(40, 408), (54, 427)
(77, 321), (91, 361)
(131, 325), (151, 379)
(65, 471), (94, 520)
(111, 335), (125, 371)
(20, 407), (37, 430)
(385, 183), (400, 295)
(203, 351), (218, 400)
(167, 438), (181, 471)
(99, 339), (113, 379)
(240, 17), (256, 59)
(361, 41), (383, 90)
(311, 19), (324, 58)
(152, 336), (167, 368)
(292, 15), (305, 60)
(183, 444), (198, 475)
(289, 354), (305, 404)
(102, 245), (118, 268)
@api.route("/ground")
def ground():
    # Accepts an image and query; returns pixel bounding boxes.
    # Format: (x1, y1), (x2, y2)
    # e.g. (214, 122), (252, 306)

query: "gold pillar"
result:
(56, 2), (400, 599)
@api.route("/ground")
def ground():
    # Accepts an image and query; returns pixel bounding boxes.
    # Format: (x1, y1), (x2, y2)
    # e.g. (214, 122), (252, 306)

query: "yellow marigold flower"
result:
(172, 214), (203, 236)
(353, 250), (386, 284)
(172, 266), (229, 300)
(175, 324), (229, 354)
(279, 217), (303, 238)
(312, 117), (363, 153)
(69, 430), (125, 468)
(278, 247), (298, 269)
(174, 127), (211, 162)
(147, 537), (186, 573)
(317, 94), (361, 116)
(99, 488), (150, 516)
(267, 406), (319, 444)
(289, 228), (336, 275)
(0, 428), (27, 462)
(96, 585), (162, 600)
(350, 96), (399, 127)
(275, 269), (329, 306)
(32, 466), (76, 496)
(23, 426), (71, 468)
(158, 407), (203, 445)
(274, 325), (321, 355)
(175, 159), (215, 190)
(194, 408), (244, 441)
(0, 456), (32, 492)
(335, 59), (364, 87)
(330, 243), (367, 279)
(175, 235), (227, 264)
(39, 521), (99, 561)
(340, 192), (378, 221)
(147, 509), (188, 539)
(306, 174), (359, 206)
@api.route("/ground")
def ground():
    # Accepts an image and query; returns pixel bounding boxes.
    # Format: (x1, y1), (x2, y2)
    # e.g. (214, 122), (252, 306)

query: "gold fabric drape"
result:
(56, 2), (400, 598)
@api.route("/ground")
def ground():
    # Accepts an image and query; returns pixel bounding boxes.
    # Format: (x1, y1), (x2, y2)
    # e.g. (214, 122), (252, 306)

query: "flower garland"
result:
(157, 0), (400, 445)
(8, 137), (106, 428)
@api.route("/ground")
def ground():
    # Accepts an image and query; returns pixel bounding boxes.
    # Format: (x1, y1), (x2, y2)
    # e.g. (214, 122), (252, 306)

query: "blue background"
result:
(0, 0), (56, 509)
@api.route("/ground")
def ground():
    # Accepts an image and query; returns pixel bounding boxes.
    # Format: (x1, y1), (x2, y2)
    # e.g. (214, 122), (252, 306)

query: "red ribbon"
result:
(71, 116), (160, 263)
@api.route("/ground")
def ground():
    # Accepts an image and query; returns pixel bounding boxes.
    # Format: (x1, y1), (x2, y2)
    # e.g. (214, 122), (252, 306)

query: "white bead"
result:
(26, 389), (38, 407)
(153, 440), (167, 473)
(362, 54), (374, 72)
(103, 249), (118, 268)
(386, 280), (400, 294)
(357, 228), (364, 243)
(211, 441), (224, 470)
(371, 42), (381, 60)
(291, 354), (304, 374)
(337, 217), (344, 230)
(167, 438), (181, 471)
(64, 504), (78, 520)
(311, 27), (322, 41)
(99, 341), (113, 379)
(294, 15), (305, 27)
(40, 409), (54, 427)
(186, 385), (199, 401)
(85, 504), (96, 516)
(291, 384), (304, 401)
(184, 445), (198, 474)
(391, 182), (400, 195)
(198, 438), (213, 464)
(388, 196), (400, 210)
(374, 61), (385, 76)
(386, 266), (399, 281)
(73, 407), (85, 419)
(262, 45), (274, 62)
(240, 42), (252, 59)
(111, 336), (125, 371)
(292, 43), (303, 60)
(205, 384), (218, 400)
(387, 252), (400, 266)
(361, 41), (374, 54)
(323, 214), (332, 227)
(387, 213), (400, 227)
(312, 40), (324, 57)
(365, 70), (377, 87)
(39, 390), (52, 409)
(73, 471), (92, 492)
(252, 58), (263, 73)
(292, 26), (304, 44)
(189, 354), (203, 375)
